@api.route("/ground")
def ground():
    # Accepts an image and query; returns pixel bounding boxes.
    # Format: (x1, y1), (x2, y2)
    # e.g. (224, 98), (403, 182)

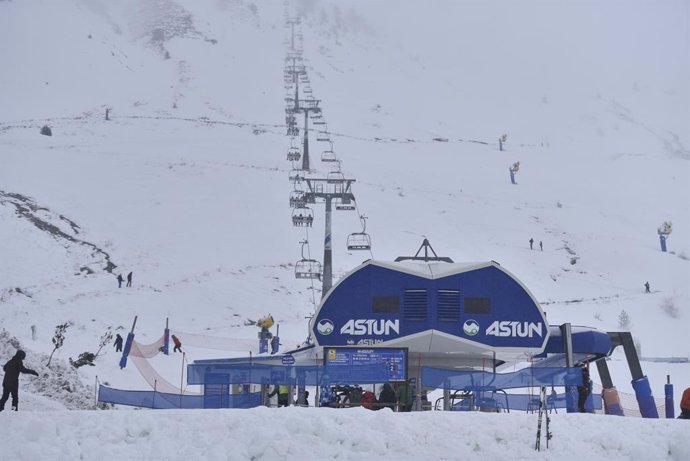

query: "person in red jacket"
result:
(679, 387), (690, 420)
(0, 350), (39, 412)
(172, 335), (182, 353)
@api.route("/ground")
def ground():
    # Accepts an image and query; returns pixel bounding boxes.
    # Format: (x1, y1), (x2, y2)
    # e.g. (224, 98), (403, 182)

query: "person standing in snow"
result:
(116, 273), (124, 288)
(378, 383), (397, 410)
(539, 241), (543, 251)
(126, 272), (133, 287)
(267, 384), (290, 407)
(172, 334), (182, 353)
(396, 380), (415, 412)
(678, 387), (690, 420)
(114, 333), (123, 352)
(644, 281), (650, 294)
(577, 362), (591, 413)
(529, 238), (534, 250)
(0, 350), (39, 412)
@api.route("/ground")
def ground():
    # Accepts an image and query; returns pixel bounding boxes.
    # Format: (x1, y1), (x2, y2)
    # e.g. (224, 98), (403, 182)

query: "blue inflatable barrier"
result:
(118, 332), (135, 369)
(632, 376), (659, 418)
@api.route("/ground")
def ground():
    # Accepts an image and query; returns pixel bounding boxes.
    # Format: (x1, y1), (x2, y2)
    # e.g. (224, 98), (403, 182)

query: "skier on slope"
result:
(172, 334), (182, 353)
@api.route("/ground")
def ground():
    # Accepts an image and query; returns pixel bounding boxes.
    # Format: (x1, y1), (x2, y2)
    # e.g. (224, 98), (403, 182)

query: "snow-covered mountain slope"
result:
(0, 0), (688, 406)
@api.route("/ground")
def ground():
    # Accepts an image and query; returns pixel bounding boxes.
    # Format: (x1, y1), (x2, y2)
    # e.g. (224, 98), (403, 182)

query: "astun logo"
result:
(340, 319), (399, 336)
(463, 319), (480, 336)
(486, 321), (543, 338)
(317, 319), (334, 335)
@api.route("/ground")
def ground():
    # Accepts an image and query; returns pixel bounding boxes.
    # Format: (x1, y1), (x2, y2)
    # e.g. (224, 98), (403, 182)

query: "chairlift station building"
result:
(310, 256), (552, 369)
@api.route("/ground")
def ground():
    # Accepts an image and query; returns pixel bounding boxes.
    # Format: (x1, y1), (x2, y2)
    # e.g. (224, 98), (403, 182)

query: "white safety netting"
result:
(169, 330), (258, 353)
(129, 340), (201, 395)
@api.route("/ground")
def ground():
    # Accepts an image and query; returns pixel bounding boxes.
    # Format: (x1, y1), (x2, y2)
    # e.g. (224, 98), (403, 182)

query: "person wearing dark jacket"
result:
(378, 383), (397, 410)
(126, 272), (133, 287)
(678, 387), (690, 420)
(114, 333), (123, 352)
(577, 362), (591, 413)
(116, 274), (124, 288)
(0, 350), (39, 411)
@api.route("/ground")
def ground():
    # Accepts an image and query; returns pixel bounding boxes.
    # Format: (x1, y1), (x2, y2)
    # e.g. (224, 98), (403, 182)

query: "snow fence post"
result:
(632, 376), (659, 418)
(664, 375), (674, 419)
(119, 316), (137, 369)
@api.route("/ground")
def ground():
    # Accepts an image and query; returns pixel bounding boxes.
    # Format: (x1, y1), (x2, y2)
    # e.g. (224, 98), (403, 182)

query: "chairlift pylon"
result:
(295, 240), (321, 280)
(347, 215), (371, 251)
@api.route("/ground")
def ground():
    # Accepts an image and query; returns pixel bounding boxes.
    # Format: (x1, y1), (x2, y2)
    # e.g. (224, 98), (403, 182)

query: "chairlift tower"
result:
(304, 176), (356, 297)
(286, 17), (301, 51)
(295, 99), (321, 171)
(284, 64), (306, 113)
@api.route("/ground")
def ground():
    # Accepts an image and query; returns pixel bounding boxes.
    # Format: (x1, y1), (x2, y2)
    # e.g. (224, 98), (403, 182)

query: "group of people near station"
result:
(266, 380), (419, 411)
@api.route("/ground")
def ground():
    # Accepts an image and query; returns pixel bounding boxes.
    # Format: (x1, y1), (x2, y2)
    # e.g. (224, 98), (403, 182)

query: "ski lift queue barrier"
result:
(98, 385), (262, 409)
(186, 362), (393, 386)
(184, 363), (586, 392)
(421, 366), (584, 390)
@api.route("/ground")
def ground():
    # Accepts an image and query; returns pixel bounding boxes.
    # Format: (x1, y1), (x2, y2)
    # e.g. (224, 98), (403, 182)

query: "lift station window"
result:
(372, 296), (400, 313)
(464, 297), (491, 314)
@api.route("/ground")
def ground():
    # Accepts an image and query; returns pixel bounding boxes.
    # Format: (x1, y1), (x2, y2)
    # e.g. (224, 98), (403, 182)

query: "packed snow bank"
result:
(2, 407), (689, 461)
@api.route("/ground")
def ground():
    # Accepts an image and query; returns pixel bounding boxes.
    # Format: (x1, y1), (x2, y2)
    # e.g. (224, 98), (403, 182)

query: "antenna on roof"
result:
(394, 239), (454, 263)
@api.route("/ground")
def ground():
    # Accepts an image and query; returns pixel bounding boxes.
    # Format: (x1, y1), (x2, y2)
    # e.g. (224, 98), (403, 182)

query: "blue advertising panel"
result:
(312, 261), (548, 352)
(324, 347), (408, 382)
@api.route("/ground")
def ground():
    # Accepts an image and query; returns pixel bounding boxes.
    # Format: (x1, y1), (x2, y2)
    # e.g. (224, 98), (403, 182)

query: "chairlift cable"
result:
(303, 226), (318, 309)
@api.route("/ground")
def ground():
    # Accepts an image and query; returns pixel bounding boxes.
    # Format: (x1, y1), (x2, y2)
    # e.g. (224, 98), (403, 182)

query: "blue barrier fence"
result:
(449, 389), (602, 412)
(422, 366), (584, 390)
(98, 385), (261, 409)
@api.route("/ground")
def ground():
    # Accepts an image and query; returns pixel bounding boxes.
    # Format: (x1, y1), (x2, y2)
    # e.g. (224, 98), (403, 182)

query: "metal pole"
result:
(94, 375), (98, 407)
(179, 352), (185, 408)
(302, 109), (310, 171)
(322, 196), (333, 296)
(130, 315), (138, 333)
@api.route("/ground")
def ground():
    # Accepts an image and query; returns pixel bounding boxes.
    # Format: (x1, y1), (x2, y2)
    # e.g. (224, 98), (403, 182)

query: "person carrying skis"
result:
(114, 333), (123, 352)
(0, 350), (39, 412)
(172, 334), (182, 353)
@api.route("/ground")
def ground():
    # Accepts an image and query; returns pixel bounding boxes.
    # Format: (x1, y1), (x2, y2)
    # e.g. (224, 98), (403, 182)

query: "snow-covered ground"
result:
(1, 0), (689, 459)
